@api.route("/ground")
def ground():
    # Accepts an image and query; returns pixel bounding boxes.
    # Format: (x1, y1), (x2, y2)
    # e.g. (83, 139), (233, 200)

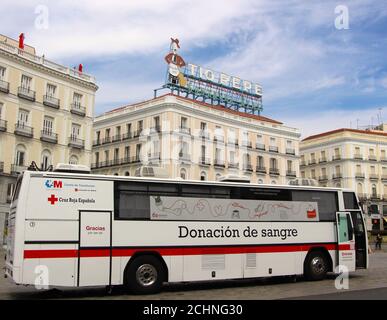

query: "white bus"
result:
(5, 167), (368, 294)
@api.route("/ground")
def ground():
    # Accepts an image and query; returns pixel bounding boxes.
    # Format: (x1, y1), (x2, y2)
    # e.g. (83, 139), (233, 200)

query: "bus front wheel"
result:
(124, 255), (166, 294)
(304, 251), (329, 281)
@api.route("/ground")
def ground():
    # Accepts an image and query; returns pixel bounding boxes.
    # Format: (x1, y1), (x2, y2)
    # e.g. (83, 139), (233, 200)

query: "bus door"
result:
(350, 211), (368, 269)
(336, 212), (356, 271)
(78, 211), (112, 286)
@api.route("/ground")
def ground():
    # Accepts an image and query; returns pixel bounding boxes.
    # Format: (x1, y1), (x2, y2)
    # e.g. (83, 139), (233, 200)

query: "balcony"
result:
(318, 175), (328, 181)
(286, 148), (296, 155)
(199, 130), (210, 140)
(300, 160), (306, 166)
(150, 126), (161, 133)
(214, 159), (226, 168)
(11, 164), (27, 175)
(269, 168), (280, 175)
(92, 139), (101, 147)
(43, 95), (60, 109)
(355, 172), (365, 179)
(102, 136), (111, 144)
(120, 156), (140, 165)
(332, 155), (341, 161)
(0, 161), (3, 173)
(368, 155), (377, 161)
(269, 146), (279, 153)
(256, 166), (266, 174)
(369, 174), (379, 180)
(353, 154), (363, 160)
(122, 132), (133, 140)
(148, 153), (161, 160)
(68, 136), (84, 149)
(256, 143), (265, 151)
(112, 134), (121, 143)
(227, 138), (238, 146)
(381, 157), (387, 162)
(332, 173), (342, 179)
(133, 129), (143, 138)
(14, 123), (33, 138)
(199, 157), (211, 166)
(70, 103), (86, 117)
(0, 119), (7, 132)
(214, 135), (224, 143)
(179, 153), (191, 161)
(243, 164), (253, 172)
(381, 175), (387, 181)
(309, 159), (316, 165)
(0, 80), (9, 93)
(178, 127), (191, 135)
(40, 130), (58, 144)
(286, 170), (297, 177)
(228, 162), (238, 169)
(319, 157), (327, 163)
(18, 86), (35, 101)
(241, 141), (252, 148)
(370, 194), (381, 201)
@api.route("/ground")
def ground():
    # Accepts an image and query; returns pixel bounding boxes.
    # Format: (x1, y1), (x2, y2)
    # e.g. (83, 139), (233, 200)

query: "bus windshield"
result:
(12, 174), (23, 202)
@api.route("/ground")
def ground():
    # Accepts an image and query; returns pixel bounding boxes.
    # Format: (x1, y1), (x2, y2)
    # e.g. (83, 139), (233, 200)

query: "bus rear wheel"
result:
(304, 251), (329, 281)
(124, 255), (166, 294)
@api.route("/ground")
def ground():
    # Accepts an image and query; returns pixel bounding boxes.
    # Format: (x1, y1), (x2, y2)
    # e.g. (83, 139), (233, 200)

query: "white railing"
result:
(0, 41), (96, 84)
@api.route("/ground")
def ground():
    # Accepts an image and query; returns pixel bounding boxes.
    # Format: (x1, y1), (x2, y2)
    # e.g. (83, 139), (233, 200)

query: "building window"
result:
(15, 145), (26, 166)
(95, 152), (99, 164)
(73, 92), (83, 107)
(287, 160), (293, 171)
(41, 149), (51, 170)
(180, 168), (187, 180)
(372, 184), (377, 197)
(21, 75), (32, 90)
(136, 144), (141, 159)
(125, 146), (130, 159)
(200, 171), (207, 181)
(0, 102), (3, 119)
(43, 116), (54, 134)
(180, 117), (188, 129)
(69, 155), (78, 165)
(105, 150), (109, 161)
(116, 126), (121, 137)
(71, 123), (81, 139)
(18, 109), (29, 126)
(125, 171), (130, 176)
(270, 158), (277, 169)
(257, 179), (264, 184)
(0, 66), (6, 80)
(46, 83), (57, 97)
(271, 180), (277, 184)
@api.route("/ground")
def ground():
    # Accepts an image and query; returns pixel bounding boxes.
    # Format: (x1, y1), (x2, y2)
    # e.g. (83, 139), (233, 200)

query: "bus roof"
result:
(23, 170), (352, 193)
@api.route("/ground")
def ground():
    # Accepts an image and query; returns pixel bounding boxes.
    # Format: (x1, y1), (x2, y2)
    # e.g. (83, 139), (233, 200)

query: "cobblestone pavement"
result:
(1, 249), (387, 300)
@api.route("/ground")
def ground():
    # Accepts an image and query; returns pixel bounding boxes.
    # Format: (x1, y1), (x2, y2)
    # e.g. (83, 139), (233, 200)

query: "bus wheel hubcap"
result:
(311, 257), (325, 274)
(136, 264), (157, 286)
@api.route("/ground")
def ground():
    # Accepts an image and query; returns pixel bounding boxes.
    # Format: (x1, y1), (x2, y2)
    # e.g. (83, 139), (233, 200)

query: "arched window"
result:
(124, 171), (130, 176)
(200, 171), (207, 181)
(180, 168), (187, 180)
(41, 149), (52, 170)
(216, 173), (222, 181)
(270, 158), (277, 169)
(271, 180), (277, 185)
(114, 173), (119, 176)
(336, 182), (341, 188)
(257, 179), (264, 184)
(372, 184), (377, 197)
(69, 155), (78, 165)
(15, 144), (26, 166)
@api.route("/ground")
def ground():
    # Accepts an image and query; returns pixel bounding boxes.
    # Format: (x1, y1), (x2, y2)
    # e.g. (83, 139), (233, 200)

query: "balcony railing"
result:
(18, 86), (36, 101)
(286, 148), (295, 155)
(381, 157), (387, 162)
(300, 161), (306, 166)
(228, 162), (238, 169)
(199, 157), (211, 165)
(14, 123), (33, 138)
(286, 170), (297, 177)
(102, 136), (111, 144)
(269, 146), (279, 153)
(112, 134), (121, 142)
(199, 130), (210, 139)
(122, 132), (133, 140)
(355, 172), (365, 179)
(369, 155), (377, 161)
(68, 136), (84, 149)
(148, 152), (161, 160)
(382, 175), (387, 181)
(178, 127), (191, 135)
(227, 138), (238, 146)
(370, 194), (381, 200)
(43, 95), (60, 109)
(179, 153), (191, 161)
(318, 175), (328, 181)
(40, 130), (58, 144)
(319, 157), (327, 163)
(269, 168), (280, 175)
(214, 135), (225, 143)
(256, 166), (266, 174)
(332, 155), (341, 161)
(93, 139), (101, 146)
(256, 143), (265, 151)
(0, 161), (3, 173)
(70, 103), (86, 116)
(243, 164), (253, 172)
(353, 154), (363, 160)
(214, 159), (226, 167)
(11, 164), (27, 175)
(133, 129), (143, 138)
(0, 80), (10, 93)
(332, 173), (342, 179)
(369, 174), (379, 180)
(150, 126), (161, 133)
(0, 119), (7, 132)
(309, 159), (316, 165)
(241, 141), (252, 148)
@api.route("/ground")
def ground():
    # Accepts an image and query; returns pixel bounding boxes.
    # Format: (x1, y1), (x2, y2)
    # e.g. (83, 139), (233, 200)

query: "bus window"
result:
(236, 187), (291, 201)
(115, 191), (150, 220)
(292, 190), (338, 221)
(343, 192), (359, 210)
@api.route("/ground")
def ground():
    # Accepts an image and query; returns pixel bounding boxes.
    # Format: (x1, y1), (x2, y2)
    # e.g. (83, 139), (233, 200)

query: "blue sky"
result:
(2, 0), (387, 137)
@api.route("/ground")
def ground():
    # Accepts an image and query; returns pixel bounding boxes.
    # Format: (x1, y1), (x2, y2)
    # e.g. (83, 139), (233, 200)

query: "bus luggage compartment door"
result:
(336, 212), (356, 272)
(78, 211), (112, 287)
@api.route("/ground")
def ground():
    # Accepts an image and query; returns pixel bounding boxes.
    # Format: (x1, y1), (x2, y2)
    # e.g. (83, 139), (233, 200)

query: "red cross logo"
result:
(48, 194), (58, 205)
